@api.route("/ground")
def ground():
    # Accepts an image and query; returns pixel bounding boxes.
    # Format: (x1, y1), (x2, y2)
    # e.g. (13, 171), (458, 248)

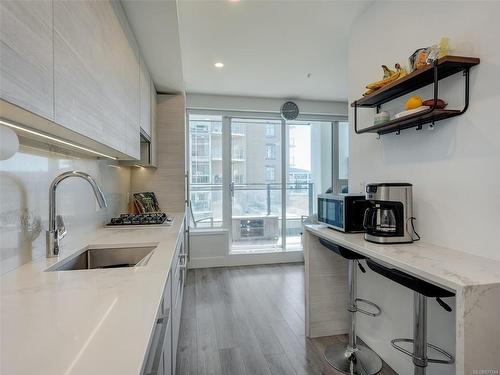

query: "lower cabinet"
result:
(142, 296), (169, 375)
(143, 220), (186, 375)
(163, 319), (172, 375)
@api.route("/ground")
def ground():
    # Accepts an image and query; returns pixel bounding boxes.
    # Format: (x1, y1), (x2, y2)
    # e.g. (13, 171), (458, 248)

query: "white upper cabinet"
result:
(53, 0), (140, 159)
(150, 79), (158, 167)
(114, 2), (141, 159)
(0, 0), (54, 120)
(0, 0), (152, 160)
(140, 55), (151, 137)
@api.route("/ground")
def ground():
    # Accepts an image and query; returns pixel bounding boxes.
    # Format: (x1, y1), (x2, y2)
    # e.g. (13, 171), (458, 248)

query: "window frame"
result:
(186, 109), (349, 235)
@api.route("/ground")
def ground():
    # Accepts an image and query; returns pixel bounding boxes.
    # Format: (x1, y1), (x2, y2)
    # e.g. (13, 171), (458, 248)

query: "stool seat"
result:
(319, 238), (366, 260)
(366, 259), (455, 374)
(366, 259), (454, 298)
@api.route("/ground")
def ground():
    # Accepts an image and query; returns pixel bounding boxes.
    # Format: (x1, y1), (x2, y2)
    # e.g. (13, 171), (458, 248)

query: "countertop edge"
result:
(305, 224), (500, 291)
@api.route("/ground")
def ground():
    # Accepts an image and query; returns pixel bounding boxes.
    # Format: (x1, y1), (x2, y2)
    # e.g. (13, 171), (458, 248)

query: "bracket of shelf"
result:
(353, 60), (473, 136)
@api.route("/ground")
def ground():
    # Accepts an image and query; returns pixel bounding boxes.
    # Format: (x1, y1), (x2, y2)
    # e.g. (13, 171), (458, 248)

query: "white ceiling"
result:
(121, 0), (185, 94)
(177, 0), (370, 102)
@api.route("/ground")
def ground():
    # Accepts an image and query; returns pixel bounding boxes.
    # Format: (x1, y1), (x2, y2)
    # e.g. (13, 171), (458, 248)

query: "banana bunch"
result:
(363, 64), (408, 96)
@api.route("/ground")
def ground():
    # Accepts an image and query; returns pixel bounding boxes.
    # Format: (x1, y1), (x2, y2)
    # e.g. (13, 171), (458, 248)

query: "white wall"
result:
(187, 93), (347, 117)
(348, 1), (500, 374)
(0, 141), (130, 275)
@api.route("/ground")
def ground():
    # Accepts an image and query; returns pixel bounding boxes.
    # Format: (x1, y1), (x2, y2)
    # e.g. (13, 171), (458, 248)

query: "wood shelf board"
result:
(351, 56), (479, 108)
(357, 109), (461, 135)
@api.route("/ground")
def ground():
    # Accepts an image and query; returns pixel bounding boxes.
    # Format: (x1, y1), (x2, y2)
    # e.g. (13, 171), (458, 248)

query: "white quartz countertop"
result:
(305, 224), (500, 291)
(1, 212), (185, 375)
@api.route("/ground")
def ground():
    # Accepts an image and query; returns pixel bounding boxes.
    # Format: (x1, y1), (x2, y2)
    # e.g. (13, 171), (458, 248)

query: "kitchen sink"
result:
(46, 245), (156, 271)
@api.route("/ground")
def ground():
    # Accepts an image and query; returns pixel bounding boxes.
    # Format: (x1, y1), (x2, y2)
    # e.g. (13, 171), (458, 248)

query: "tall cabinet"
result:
(140, 55), (152, 137)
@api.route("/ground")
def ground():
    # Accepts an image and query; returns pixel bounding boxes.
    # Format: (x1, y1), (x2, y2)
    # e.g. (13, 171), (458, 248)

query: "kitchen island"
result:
(304, 224), (500, 375)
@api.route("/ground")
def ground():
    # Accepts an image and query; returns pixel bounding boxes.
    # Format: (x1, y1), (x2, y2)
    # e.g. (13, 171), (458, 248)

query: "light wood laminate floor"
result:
(176, 264), (397, 375)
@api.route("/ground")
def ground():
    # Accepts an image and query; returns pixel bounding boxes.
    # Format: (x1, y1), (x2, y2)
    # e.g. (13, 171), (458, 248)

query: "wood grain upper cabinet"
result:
(0, 0), (54, 120)
(140, 55), (151, 137)
(114, 2), (141, 159)
(53, 0), (140, 159)
(150, 79), (158, 167)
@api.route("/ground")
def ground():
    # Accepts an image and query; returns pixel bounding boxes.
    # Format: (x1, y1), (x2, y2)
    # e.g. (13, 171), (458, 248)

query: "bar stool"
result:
(319, 239), (383, 375)
(366, 259), (455, 375)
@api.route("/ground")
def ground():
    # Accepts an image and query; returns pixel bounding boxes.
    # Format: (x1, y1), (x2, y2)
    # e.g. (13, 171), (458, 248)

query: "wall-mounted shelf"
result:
(351, 56), (480, 135)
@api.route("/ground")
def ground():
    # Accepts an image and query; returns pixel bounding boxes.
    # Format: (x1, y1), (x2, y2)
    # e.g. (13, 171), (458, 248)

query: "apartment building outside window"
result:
(265, 144), (276, 160)
(265, 166), (276, 182)
(265, 123), (276, 137)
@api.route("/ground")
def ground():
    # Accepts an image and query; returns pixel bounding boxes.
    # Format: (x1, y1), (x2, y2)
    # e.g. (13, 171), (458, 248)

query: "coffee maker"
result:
(363, 183), (415, 244)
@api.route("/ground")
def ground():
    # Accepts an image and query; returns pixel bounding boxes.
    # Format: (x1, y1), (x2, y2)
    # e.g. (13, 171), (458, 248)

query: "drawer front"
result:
(172, 277), (183, 373)
(163, 312), (172, 375)
(142, 303), (169, 375)
(171, 230), (185, 372)
(163, 272), (171, 315)
(171, 227), (185, 306)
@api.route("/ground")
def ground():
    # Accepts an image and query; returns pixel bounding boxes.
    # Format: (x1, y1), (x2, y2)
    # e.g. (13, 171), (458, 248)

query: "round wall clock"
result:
(280, 101), (299, 120)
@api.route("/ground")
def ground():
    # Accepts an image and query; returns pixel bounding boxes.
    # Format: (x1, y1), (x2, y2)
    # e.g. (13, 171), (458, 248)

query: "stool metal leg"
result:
(324, 260), (382, 375)
(391, 292), (454, 374)
(413, 292), (427, 374)
(348, 258), (358, 349)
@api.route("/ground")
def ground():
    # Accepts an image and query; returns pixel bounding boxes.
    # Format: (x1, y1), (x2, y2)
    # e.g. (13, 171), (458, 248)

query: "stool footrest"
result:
(355, 298), (381, 317)
(391, 338), (454, 365)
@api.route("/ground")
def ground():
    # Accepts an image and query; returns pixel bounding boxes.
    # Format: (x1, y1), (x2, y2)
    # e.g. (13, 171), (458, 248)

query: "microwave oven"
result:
(317, 194), (367, 232)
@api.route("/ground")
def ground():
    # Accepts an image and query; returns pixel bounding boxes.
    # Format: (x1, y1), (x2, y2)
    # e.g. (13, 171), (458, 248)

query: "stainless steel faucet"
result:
(46, 171), (107, 257)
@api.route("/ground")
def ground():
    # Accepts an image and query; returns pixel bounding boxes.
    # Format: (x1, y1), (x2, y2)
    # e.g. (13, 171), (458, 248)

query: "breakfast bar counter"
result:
(304, 224), (500, 374)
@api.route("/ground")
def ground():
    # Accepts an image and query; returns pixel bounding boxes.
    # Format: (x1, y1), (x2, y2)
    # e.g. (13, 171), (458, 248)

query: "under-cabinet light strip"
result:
(0, 119), (117, 160)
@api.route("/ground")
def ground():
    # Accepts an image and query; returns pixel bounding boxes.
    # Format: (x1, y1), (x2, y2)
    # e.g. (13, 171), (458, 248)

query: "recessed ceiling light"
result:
(214, 62), (224, 68)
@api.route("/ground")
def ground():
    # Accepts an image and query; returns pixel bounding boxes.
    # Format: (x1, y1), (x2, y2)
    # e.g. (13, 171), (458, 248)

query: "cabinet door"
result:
(163, 314), (172, 375)
(150, 79), (158, 166)
(171, 237), (184, 373)
(53, 0), (140, 158)
(113, 1), (141, 159)
(140, 55), (151, 137)
(0, 0), (53, 120)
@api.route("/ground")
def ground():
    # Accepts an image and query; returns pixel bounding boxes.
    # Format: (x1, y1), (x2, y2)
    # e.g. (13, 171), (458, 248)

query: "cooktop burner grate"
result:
(107, 213), (171, 226)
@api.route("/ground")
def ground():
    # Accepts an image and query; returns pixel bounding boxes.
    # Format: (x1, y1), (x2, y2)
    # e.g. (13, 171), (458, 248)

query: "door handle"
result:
(230, 182), (235, 197)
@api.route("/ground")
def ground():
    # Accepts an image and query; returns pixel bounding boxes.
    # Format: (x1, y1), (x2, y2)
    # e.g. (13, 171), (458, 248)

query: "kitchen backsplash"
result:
(0, 143), (131, 275)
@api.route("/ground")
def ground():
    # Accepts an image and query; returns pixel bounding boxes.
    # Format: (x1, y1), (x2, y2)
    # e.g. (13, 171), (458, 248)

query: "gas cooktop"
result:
(107, 213), (173, 226)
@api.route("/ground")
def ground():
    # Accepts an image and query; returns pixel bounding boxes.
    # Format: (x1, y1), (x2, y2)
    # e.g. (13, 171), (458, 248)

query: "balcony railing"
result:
(189, 182), (314, 228)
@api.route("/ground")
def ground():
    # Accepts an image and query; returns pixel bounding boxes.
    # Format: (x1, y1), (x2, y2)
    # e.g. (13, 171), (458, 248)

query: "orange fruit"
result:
(405, 96), (423, 110)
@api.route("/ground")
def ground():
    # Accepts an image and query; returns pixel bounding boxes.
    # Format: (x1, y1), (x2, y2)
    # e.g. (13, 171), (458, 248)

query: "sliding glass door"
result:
(285, 120), (332, 250)
(188, 114), (223, 229)
(230, 118), (283, 252)
(187, 112), (347, 254)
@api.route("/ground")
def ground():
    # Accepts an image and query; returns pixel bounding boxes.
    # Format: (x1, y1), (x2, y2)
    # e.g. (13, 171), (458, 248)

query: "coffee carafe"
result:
(363, 183), (415, 244)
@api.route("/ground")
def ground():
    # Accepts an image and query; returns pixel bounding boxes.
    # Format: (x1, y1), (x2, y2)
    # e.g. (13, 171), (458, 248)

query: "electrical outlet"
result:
(359, 181), (366, 194)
